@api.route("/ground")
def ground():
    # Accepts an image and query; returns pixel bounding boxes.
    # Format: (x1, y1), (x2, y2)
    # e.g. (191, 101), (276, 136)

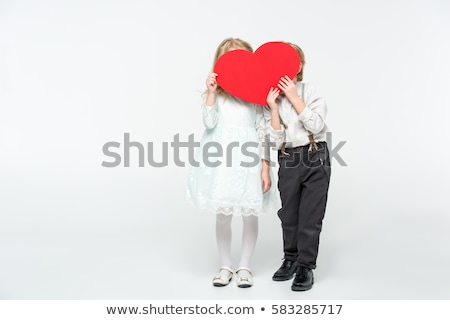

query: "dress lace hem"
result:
(185, 195), (279, 217)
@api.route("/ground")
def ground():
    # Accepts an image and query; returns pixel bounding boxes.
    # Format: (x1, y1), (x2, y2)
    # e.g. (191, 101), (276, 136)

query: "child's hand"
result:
(206, 72), (218, 94)
(266, 87), (280, 112)
(278, 75), (299, 103)
(261, 169), (271, 194)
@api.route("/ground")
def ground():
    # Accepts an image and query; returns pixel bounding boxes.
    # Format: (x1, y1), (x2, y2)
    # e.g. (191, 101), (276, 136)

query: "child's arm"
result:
(255, 105), (270, 161)
(255, 105), (272, 194)
(278, 76), (326, 135)
(261, 158), (271, 194)
(297, 84), (327, 135)
(278, 75), (306, 114)
(203, 73), (219, 129)
(202, 99), (218, 129)
(264, 87), (286, 150)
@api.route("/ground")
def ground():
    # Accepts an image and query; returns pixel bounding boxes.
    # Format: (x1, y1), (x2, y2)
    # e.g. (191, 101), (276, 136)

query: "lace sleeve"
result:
(202, 101), (218, 129)
(262, 105), (286, 150)
(255, 105), (269, 161)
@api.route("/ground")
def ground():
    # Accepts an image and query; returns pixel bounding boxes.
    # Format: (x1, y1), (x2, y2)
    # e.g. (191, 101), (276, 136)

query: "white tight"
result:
(215, 213), (258, 277)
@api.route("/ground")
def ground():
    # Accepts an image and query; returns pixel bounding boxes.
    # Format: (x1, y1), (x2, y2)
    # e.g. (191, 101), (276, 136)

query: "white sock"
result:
(216, 213), (233, 278)
(237, 215), (258, 279)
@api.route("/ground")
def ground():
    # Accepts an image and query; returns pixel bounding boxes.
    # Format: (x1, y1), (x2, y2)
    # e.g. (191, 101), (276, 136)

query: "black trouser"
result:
(277, 142), (331, 269)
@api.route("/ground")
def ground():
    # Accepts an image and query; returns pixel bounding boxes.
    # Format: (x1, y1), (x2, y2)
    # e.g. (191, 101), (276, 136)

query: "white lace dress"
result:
(185, 94), (279, 216)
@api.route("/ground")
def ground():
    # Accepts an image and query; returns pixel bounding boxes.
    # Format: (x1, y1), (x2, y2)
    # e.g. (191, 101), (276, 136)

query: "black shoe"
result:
(291, 266), (314, 291)
(272, 260), (298, 281)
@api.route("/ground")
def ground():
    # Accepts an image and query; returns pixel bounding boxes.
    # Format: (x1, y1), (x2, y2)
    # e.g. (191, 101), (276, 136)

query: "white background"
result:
(0, 0), (449, 300)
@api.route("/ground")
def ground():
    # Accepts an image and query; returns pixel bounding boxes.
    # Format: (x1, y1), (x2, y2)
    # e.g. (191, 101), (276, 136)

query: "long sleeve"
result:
(297, 84), (327, 135)
(255, 105), (270, 160)
(202, 101), (219, 129)
(263, 106), (286, 150)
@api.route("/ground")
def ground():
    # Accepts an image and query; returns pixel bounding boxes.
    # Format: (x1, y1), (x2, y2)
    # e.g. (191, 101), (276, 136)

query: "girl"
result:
(264, 43), (331, 291)
(186, 37), (278, 288)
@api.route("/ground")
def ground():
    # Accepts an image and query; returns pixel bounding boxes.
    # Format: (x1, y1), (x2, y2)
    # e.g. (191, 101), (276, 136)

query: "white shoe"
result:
(212, 266), (233, 287)
(236, 267), (253, 288)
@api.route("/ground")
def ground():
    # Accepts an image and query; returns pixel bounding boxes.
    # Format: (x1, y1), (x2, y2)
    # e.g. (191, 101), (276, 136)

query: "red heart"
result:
(214, 41), (300, 106)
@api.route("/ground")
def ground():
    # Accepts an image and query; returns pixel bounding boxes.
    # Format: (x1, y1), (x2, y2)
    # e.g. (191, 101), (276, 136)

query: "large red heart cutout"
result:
(214, 41), (300, 106)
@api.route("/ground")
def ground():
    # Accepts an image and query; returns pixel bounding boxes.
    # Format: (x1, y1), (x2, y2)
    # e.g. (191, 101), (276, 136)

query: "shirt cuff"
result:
(297, 106), (313, 123)
(269, 124), (284, 137)
(260, 150), (269, 161)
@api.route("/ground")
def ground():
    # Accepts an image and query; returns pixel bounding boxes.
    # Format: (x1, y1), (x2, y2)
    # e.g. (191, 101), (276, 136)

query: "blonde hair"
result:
(288, 42), (306, 82)
(205, 37), (253, 98)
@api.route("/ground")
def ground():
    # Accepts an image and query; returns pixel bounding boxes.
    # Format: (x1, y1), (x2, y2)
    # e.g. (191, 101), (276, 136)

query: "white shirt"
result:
(263, 82), (328, 149)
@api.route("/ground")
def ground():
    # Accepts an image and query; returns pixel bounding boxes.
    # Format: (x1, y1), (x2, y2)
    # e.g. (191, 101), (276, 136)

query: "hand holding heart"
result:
(214, 41), (301, 106)
(266, 87), (280, 111)
(206, 72), (218, 94)
(278, 75), (299, 103)
(266, 75), (302, 112)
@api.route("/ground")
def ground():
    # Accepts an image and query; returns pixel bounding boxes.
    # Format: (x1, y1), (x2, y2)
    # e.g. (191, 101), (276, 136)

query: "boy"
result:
(264, 43), (331, 291)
